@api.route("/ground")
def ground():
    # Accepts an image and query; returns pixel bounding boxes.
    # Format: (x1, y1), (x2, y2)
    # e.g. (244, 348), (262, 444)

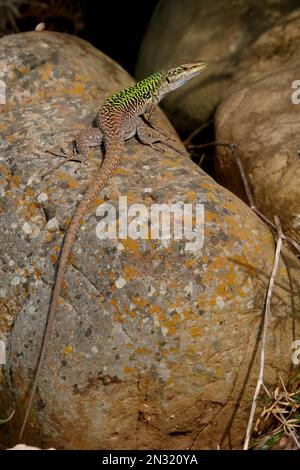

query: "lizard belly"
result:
(123, 118), (137, 140)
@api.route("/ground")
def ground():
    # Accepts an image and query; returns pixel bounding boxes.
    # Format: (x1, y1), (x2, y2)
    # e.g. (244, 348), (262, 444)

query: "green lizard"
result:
(19, 61), (207, 439)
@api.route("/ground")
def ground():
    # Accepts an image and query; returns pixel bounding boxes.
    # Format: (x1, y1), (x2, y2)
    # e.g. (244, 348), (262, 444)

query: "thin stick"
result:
(187, 141), (230, 150)
(190, 142), (300, 254)
(243, 216), (283, 450)
(229, 144), (255, 207)
(183, 118), (213, 146)
(230, 146), (300, 254)
(251, 207), (300, 254)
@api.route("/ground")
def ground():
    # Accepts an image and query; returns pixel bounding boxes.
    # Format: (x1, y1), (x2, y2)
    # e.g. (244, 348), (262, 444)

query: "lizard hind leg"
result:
(42, 127), (103, 179)
(42, 147), (87, 179)
(136, 124), (191, 158)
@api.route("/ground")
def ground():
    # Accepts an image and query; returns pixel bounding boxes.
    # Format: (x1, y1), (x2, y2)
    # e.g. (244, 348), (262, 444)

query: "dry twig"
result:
(189, 142), (300, 255)
(183, 118), (213, 146)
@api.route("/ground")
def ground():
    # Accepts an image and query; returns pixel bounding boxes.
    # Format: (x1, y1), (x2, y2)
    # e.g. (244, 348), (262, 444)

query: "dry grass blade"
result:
(254, 375), (300, 449)
(243, 216), (283, 450)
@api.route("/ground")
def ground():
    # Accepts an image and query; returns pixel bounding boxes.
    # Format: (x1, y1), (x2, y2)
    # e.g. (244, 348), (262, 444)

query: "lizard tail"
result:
(19, 141), (123, 440)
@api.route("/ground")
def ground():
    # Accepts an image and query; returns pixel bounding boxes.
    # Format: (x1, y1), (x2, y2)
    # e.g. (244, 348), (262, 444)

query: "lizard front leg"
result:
(143, 105), (176, 142)
(42, 127), (103, 178)
(136, 119), (190, 158)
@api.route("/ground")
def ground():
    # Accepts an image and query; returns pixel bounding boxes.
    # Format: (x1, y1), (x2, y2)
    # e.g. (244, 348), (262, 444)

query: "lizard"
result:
(19, 61), (207, 439)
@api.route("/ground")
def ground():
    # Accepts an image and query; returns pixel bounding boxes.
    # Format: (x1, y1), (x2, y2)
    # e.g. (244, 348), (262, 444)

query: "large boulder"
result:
(215, 10), (300, 245)
(0, 31), (299, 450)
(136, 0), (299, 134)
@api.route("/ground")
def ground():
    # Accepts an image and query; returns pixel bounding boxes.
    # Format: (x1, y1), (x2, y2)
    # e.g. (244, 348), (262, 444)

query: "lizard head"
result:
(157, 61), (207, 100)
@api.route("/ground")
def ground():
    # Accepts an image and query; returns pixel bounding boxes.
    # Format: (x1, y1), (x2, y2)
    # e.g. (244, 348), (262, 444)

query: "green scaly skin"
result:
(19, 61), (207, 440)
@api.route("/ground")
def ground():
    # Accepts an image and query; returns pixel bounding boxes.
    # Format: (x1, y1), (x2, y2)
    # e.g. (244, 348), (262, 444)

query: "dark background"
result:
(0, 0), (159, 75)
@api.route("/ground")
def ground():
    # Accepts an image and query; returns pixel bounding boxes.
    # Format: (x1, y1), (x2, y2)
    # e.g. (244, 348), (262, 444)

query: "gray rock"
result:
(215, 10), (300, 245)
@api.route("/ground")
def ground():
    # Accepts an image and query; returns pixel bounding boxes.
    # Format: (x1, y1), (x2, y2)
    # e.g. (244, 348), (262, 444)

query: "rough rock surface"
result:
(215, 10), (300, 245)
(0, 32), (299, 450)
(136, 0), (299, 133)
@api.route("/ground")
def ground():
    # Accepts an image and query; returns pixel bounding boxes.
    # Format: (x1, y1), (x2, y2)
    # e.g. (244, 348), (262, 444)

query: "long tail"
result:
(19, 140), (123, 440)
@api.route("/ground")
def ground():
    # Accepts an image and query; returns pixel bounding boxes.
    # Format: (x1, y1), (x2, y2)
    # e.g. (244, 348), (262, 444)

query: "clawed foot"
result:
(151, 126), (177, 143)
(41, 147), (87, 179)
(152, 140), (190, 158)
(164, 141), (191, 158)
(149, 143), (166, 153)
